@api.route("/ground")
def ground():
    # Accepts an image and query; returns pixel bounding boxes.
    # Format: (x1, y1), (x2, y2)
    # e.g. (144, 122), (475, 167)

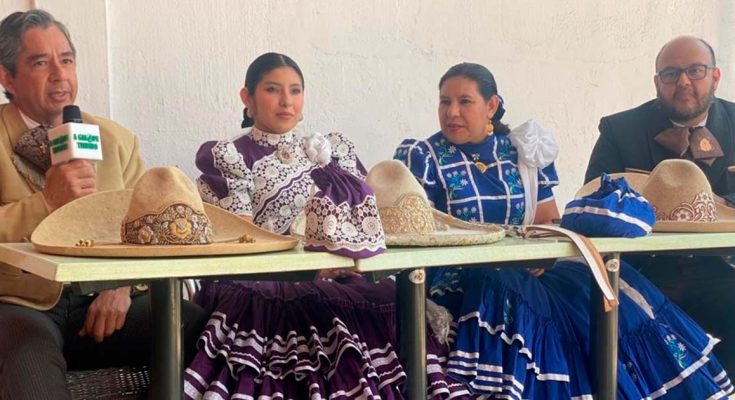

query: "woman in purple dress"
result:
(185, 53), (469, 399)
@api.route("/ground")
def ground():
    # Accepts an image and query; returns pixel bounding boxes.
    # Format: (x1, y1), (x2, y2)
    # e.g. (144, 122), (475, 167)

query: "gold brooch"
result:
(471, 154), (489, 173)
(700, 138), (713, 152)
(276, 146), (293, 165)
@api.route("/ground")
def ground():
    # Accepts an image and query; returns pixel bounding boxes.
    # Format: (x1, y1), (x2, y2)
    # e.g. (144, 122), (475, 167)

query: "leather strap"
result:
(522, 224), (619, 312)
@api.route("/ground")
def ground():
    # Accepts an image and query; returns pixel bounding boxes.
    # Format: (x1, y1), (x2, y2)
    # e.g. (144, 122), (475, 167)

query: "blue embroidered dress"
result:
(396, 129), (733, 399)
(395, 131), (589, 399)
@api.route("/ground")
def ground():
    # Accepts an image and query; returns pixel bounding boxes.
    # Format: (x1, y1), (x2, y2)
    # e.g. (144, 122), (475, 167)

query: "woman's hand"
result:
(318, 268), (361, 280)
(528, 268), (545, 277)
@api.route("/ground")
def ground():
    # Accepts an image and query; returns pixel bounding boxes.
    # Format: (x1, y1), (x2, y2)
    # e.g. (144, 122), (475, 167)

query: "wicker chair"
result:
(65, 366), (149, 400)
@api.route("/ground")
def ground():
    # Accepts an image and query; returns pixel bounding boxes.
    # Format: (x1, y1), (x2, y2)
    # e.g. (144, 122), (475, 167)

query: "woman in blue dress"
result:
(394, 62), (733, 399)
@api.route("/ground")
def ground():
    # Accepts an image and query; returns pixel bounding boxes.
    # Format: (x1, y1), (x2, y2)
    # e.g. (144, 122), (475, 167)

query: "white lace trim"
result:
(254, 174), (312, 234)
(250, 140), (312, 226)
(249, 126), (295, 147)
(202, 140), (253, 215)
(304, 193), (386, 252)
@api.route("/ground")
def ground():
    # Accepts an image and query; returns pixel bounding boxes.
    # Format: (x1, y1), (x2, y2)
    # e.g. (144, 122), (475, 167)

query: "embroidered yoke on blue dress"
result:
(394, 132), (558, 225)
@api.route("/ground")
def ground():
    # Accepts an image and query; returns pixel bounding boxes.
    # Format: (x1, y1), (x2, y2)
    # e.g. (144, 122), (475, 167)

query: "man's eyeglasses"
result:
(657, 64), (715, 84)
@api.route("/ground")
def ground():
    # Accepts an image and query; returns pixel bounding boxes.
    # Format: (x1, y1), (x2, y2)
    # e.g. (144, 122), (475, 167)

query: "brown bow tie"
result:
(13, 126), (51, 173)
(654, 126), (723, 166)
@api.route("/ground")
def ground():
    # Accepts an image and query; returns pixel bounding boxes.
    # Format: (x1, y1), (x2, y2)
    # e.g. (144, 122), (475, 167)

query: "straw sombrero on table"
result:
(31, 167), (298, 257)
(577, 159), (735, 233)
(365, 160), (505, 246)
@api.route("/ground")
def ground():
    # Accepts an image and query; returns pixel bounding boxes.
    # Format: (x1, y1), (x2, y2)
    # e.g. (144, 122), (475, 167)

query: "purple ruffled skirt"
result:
(184, 276), (476, 399)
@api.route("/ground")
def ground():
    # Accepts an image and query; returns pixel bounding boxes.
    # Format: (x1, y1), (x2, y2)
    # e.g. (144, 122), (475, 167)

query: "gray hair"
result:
(0, 9), (76, 100)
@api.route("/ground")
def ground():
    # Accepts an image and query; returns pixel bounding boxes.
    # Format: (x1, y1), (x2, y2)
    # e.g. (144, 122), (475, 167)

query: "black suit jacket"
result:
(585, 98), (735, 200)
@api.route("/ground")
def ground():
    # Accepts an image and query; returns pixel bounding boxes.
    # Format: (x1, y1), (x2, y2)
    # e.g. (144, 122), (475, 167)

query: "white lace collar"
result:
(249, 126), (295, 148)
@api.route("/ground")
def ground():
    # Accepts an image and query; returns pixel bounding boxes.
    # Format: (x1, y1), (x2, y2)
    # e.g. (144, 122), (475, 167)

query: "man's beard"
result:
(656, 84), (716, 123)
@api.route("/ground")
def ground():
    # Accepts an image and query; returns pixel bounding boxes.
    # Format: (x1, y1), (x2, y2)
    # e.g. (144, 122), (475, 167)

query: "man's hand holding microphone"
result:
(42, 105), (101, 212)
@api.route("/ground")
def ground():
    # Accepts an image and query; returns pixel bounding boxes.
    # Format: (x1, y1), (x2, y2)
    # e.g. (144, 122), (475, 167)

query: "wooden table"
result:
(356, 232), (735, 400)
(2, 231), (735, 400)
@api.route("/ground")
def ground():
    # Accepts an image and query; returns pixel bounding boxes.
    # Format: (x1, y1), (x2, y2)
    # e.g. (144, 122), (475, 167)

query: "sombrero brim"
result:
(576, 173), (735, 233)
(31, 190), (298, 257)
(384, 209), (505, 247)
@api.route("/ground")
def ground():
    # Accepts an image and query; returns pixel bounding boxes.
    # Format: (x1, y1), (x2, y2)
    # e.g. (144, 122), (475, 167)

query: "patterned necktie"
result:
(654, 126), (723, 166)
(13, 126), (51, 172)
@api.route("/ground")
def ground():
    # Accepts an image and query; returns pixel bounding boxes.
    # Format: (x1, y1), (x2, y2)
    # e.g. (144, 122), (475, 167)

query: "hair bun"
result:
(493, 95), (506, 121)
(241, 108), (254, 128)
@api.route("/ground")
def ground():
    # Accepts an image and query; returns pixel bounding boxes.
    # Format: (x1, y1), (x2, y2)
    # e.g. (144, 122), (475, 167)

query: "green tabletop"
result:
(355, 232), (735, 272)
(0, 243), (355, 282)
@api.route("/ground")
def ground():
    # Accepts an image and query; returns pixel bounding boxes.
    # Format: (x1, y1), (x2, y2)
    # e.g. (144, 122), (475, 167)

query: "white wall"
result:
(2, 0), (734, 207)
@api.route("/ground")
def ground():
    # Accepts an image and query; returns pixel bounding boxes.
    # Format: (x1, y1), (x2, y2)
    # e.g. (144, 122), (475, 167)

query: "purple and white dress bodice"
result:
(195, 126), (366, 233)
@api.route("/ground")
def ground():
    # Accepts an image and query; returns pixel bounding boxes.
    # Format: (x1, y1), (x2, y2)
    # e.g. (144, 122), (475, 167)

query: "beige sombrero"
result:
(31, 167), (298, 257)
(577, 159), (735, 233)
(365, 160), (505, 246)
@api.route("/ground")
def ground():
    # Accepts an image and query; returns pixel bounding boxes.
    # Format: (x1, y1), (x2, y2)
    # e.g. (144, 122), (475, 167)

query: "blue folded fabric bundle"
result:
(561, 174), (655, 238)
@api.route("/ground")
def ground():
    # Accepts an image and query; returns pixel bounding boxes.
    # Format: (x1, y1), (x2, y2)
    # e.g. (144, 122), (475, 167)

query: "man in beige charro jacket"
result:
(0, 10), (206, 400)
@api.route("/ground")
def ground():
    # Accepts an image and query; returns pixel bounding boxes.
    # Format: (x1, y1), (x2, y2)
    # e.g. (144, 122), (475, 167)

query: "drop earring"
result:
(486, 119), (494, 135)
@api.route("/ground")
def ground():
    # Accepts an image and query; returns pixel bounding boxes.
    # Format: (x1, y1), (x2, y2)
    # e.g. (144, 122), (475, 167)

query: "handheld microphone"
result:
(48, 105), (103, 165)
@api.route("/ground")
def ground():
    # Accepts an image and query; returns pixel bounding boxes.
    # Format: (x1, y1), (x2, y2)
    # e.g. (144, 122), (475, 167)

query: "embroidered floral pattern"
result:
(496, 137), (515, 161)
(503, 167), (523, 195)
(454, 206), (478, 222)
(122, 204), (212, 245)
(433, 138), (457, 166)
(664, 334), (690, 370)
(445, 170), (469, 199)
(379, 194), (435, 234)
(304, 194), (385, 252)
(655, 192), (717, 222)
(509, 201), (525, 225)
(429, 269), (463, 297)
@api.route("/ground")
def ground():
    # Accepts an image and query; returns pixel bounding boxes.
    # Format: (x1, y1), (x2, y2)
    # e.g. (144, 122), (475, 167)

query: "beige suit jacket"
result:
(0, 103), (145, 310)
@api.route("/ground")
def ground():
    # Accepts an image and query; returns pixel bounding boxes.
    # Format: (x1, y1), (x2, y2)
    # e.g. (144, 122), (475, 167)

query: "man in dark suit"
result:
(586, 36), (735, 373)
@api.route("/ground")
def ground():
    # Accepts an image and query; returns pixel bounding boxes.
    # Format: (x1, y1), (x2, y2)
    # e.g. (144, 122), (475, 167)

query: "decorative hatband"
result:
(122, 203), (213, 245)
(654, 192), (717, 222)
(378, 193), (435, 235)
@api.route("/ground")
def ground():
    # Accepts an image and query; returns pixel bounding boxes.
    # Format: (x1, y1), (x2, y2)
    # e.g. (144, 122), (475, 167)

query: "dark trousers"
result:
(632, 254), (735, 375)
(0, 288), (208, 400)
